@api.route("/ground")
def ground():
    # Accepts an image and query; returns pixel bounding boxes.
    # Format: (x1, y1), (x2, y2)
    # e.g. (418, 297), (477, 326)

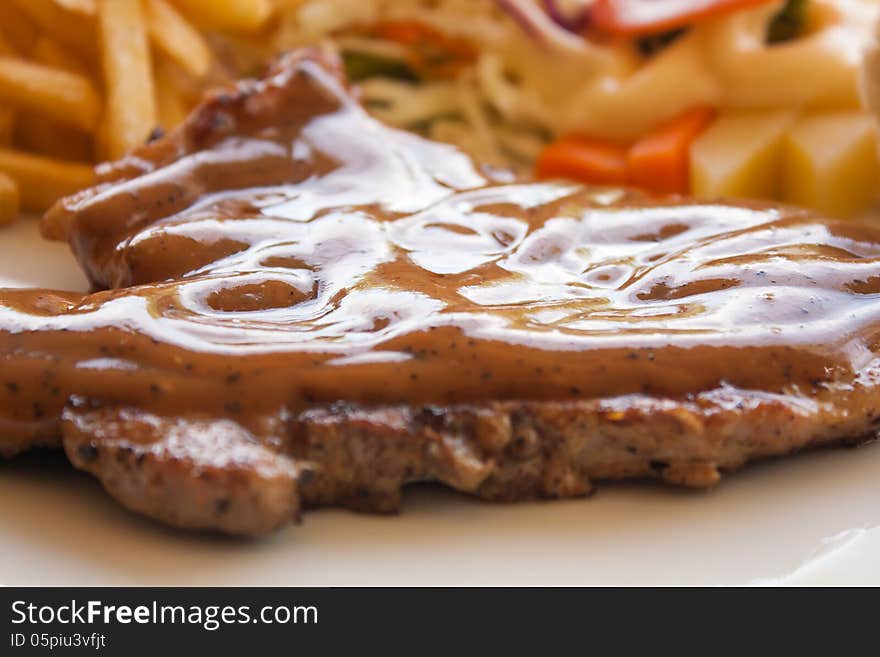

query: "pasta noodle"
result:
(702, 0), (872, 109)
(1, 0), (876, 224)
(558, 31), (722, 139)
(273, 0), (880, 169)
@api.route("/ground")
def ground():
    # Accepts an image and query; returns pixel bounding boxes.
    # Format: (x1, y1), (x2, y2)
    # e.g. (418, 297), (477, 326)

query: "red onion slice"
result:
(494, 0), (591, 52)
(541, 0), (592, 32)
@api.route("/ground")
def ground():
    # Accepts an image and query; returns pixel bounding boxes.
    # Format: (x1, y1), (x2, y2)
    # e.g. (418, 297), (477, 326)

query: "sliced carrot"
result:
(628, 106), (716, 195)
(592, 0), (775, 36)
(536, 136), (629, 186)
(537, 107), (716, 193)
(372, 21), (430, 45)
(371, 20), (474, 79)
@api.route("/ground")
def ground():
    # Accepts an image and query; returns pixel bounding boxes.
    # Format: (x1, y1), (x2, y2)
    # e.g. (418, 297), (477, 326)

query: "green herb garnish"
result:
(342, 50), (418, 82)
(767, 0), (808, 44)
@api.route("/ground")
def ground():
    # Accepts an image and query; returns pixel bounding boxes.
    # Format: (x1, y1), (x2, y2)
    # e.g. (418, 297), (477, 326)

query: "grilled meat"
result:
(0, 50), (878, 534)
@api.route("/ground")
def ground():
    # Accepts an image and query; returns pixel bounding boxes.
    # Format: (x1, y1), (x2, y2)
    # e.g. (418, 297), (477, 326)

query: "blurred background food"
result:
(0, 0), (879, 228)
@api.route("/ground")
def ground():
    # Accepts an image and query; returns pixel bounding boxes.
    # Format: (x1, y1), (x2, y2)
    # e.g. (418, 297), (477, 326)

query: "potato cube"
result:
(782, 112), (879, 218)
(690, 111), (795, 200)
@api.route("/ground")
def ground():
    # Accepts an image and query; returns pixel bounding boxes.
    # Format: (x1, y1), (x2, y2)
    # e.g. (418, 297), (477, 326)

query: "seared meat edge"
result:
(57, 373), (880, 535)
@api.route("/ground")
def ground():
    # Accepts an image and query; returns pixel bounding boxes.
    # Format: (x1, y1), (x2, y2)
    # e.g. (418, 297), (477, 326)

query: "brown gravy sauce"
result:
(4, 58), (880, 432)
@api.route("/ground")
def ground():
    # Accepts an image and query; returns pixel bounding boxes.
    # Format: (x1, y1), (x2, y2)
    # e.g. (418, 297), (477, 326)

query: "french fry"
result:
(9, 0), (98, 61)
(0, 4), (37, 55)
(153, 53), (209, 107)
(0, 57), (101, 133)
(208, 30), (276, 75)
(145, 0), (213, 79)
(0, 30), (17, 57)
(93, 121), (114, 170)
(0, 110), (14, 146)
(0, 147), (94, 212)
(30, 37), (91, 77)
(0, 0), (302, 227)
(55, 0), (97, 15)
(0, 172), (20, 225)
(172, 0), (274, 32)
(14, 113), (93, 163)
(155, 56), (192, 129)
(97, 0), (158, 159)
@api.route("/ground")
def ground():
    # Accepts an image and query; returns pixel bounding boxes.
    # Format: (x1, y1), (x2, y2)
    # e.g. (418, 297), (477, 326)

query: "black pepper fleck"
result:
(77, 443), (99, 462)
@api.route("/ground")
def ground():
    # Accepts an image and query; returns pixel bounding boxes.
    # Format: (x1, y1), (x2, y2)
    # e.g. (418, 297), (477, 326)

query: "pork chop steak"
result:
(2, 50), (880, 534)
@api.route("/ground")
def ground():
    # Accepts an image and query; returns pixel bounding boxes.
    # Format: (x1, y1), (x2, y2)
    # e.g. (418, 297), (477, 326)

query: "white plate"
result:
(1, 219), (879, 586)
